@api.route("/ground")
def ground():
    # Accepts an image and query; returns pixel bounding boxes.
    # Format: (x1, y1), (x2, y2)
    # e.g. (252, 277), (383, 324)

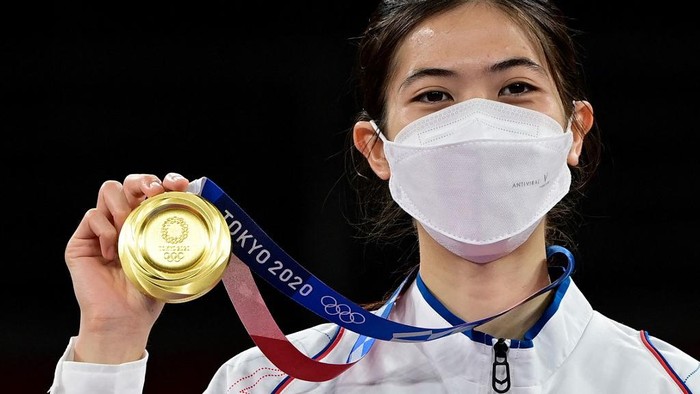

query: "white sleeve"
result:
(48, 336), (148, 394)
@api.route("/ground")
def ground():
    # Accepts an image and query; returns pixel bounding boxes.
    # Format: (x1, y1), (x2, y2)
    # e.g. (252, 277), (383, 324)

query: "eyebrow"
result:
(399, 57), (546, 90)
(400, 68), (456, 90)
(490, 57), (544, 74)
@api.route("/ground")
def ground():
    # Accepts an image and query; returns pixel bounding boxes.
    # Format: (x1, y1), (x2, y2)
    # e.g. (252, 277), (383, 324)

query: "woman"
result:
(50, 0), (699, 393)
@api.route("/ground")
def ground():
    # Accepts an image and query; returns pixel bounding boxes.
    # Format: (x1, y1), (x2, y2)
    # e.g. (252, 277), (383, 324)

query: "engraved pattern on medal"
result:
(159, 216), (190, 263)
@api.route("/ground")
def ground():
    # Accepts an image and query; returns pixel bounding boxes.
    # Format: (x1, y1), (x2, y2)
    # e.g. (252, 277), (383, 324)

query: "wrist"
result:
(74, 332), (148, 364)
(74, 317), (151, 364)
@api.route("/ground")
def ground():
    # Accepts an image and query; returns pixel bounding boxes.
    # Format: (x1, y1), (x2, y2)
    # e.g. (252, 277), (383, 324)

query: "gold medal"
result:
(118, 191), (231, 303)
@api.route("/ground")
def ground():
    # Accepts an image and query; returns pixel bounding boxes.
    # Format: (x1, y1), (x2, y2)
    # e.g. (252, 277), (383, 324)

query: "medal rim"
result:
(118, 191), (231, 303)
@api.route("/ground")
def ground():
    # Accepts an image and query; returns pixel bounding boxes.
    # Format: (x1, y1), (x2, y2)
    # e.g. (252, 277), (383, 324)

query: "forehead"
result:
(391, 2), (544, 82)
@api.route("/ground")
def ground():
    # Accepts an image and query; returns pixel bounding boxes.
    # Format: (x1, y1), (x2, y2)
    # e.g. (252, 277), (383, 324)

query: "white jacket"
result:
(50, 276), (699, 393)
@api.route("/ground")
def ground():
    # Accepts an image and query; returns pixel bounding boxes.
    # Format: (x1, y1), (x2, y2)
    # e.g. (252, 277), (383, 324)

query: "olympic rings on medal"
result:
(320, 296), (366, 324)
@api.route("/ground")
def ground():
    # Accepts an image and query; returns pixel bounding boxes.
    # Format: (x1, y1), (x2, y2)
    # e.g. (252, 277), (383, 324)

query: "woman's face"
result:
(383, 2), (566, 140)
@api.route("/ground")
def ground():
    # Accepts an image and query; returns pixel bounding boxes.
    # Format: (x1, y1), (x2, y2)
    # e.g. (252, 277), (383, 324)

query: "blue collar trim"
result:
(415, 256), (572, 348)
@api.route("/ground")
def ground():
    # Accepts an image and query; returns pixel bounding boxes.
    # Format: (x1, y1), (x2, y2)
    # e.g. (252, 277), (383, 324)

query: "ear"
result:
(567, 100), (594, 166)
(353, 120), (391, 180)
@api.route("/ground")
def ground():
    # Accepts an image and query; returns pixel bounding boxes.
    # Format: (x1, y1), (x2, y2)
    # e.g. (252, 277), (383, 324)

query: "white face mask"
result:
(373, 98), (574, 263)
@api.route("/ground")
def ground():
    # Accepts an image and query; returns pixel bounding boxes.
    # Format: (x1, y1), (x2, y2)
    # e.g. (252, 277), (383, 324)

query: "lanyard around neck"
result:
(191, 177), (575, 381)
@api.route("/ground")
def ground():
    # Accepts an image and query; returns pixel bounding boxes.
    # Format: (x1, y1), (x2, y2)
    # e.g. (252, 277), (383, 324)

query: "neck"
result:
(417, 221), (553, 339)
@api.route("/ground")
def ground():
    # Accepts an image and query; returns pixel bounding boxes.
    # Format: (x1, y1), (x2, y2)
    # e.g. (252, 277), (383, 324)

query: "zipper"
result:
(492, 338), (511, 393)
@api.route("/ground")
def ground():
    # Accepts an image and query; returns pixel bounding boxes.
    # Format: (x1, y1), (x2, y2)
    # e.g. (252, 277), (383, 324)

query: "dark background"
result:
(3, 1), (699, 393)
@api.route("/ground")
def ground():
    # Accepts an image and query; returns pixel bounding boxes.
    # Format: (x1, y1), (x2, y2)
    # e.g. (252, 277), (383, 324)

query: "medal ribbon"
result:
(190, 177), (575, 381)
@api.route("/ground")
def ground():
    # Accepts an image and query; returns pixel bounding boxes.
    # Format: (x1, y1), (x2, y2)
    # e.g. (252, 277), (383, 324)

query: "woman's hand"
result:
(65, 172), (190, 364)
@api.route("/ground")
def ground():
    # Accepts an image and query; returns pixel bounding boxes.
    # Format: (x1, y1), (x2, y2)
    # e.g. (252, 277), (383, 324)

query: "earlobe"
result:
(567, 100), (594, 166)
(353, 120), (391, 180)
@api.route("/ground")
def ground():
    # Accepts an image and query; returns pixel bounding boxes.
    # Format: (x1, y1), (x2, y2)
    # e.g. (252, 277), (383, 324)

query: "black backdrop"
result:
(4, 1), (699, 392)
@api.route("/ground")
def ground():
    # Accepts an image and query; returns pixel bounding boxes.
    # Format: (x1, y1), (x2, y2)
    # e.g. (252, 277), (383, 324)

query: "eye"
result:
(415, 90), (453, 103)
(499, 82), (536, 96)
